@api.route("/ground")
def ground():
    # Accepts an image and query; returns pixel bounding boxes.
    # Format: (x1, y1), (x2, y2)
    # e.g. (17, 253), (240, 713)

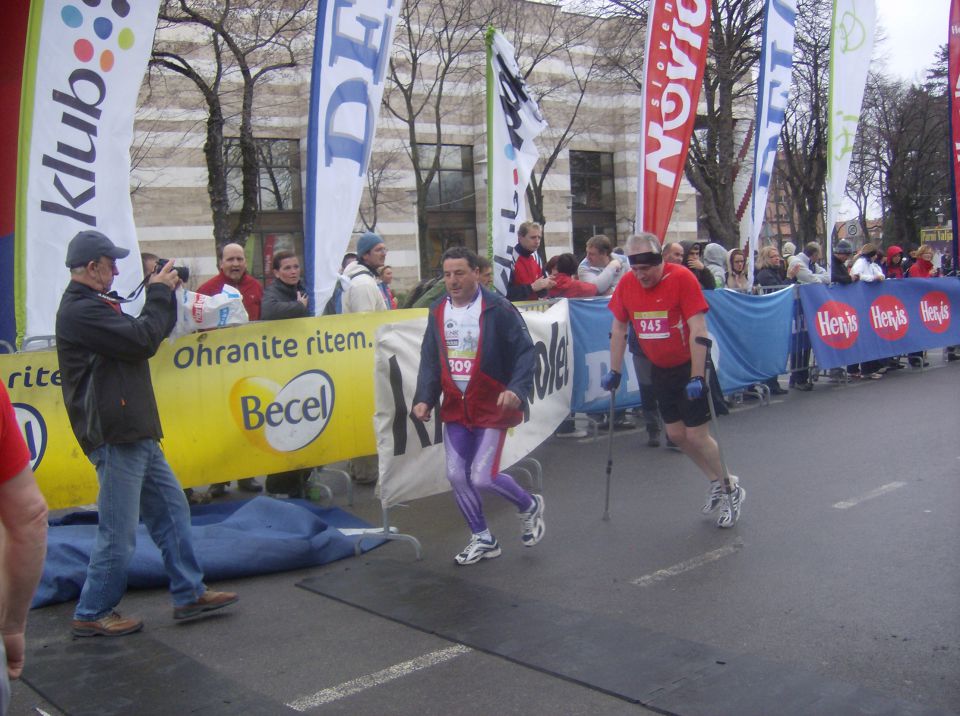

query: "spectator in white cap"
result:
(342, 232), (389, 314)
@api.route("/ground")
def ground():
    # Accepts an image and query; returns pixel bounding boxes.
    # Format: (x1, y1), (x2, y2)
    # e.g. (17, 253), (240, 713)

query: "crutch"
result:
(602, 387), (616, 521)
(694, 336), (738, 525)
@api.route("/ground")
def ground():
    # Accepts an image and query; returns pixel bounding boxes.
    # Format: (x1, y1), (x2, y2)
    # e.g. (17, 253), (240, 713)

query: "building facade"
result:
(131, 1), (700, 294)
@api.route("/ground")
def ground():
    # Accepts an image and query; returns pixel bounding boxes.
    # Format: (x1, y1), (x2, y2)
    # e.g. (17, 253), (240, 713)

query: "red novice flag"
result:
(949, 0), (960, 263)
(636, 0), (712, 241)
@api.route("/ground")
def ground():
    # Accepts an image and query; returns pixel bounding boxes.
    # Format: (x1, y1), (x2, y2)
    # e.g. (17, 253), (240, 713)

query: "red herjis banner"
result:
(636, 0), (711, 241)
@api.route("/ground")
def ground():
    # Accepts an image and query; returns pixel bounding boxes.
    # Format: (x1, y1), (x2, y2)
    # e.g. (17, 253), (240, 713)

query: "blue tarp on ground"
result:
(34, 496), (381, 609)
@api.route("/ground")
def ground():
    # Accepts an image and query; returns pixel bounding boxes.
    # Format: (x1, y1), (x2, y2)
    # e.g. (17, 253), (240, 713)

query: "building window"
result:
(569, 150), (616, 256)
(225, 138), (303, 282)
(418, 144), (477, 274)
(225, 138), (302, 212)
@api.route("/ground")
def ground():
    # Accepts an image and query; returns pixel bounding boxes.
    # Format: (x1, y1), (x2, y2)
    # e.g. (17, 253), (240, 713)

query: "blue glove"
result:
(601, 370), (621, 392)
(685, 376), (706, 400)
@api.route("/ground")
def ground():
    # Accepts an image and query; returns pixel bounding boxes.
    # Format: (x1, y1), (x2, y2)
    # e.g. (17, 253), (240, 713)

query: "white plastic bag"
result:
(169, 285), (249, 339)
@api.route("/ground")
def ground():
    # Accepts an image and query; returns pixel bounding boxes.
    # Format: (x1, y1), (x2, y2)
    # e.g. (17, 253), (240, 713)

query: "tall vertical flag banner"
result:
(17, 0), (161, 342)
(486, 28), (547, 295)
(749, 0), (797, 284)
(0, 2), (31, 347)
(636, 0), (711, 240)
(948, 0), (960, 265)
(304, 0), (400, 312)
(826, 0), (876, 273)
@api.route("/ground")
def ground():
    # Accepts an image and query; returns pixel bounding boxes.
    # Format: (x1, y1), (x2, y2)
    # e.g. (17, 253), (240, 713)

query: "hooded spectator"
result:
(702, 243), (728, 288)
(884, 246), (905, 279)
(679, 240), (716, 290)
(725, 248), (750, 290)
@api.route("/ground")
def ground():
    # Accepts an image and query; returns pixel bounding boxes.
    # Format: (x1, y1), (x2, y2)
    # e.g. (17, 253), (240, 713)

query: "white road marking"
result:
(286, 645), (472, 710)
(631, 543), (741, 587)
(832, 481), (907, 510)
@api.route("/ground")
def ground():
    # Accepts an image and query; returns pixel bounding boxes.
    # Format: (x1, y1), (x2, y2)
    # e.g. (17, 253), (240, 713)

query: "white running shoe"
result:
(717, 485), (745, 528)
(520, 494), (545, 546)
(702, 476), (737, 515)
(454, 535), (501, 565)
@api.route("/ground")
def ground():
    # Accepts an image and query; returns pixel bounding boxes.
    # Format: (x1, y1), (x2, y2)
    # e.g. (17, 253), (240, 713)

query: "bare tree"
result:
(867, 74), (949, 247)
(149, 0), (312, 249)
(358, 146), (406, 232)
(384, 0), (499, 273)
(509, 4), (604, 227)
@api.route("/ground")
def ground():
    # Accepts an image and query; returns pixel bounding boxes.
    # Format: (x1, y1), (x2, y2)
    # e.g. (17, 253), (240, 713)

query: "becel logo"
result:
(13, 404), (47, 472)
(230, 370), (335, 452)
(919, 291), (951, 334)
(814, 300), (859, 349)
(869, 295), (909, 341)
(60, 0), (135, 73)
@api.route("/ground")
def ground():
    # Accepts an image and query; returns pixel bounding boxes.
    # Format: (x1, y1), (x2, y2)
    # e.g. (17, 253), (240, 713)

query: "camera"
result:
(155, 258), (189, 282)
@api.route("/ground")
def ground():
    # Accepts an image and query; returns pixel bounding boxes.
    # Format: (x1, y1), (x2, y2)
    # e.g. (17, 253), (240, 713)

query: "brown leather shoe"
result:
(72, 611), (144, 637)
(173, 590), (238, 620)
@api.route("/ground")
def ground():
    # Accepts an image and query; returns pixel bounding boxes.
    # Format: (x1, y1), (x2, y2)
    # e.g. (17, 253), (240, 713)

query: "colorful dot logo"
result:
(60, 0), (136, 73)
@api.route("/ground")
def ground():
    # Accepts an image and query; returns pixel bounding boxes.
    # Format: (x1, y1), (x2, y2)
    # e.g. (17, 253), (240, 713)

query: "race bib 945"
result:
(633, 310), (669, 339)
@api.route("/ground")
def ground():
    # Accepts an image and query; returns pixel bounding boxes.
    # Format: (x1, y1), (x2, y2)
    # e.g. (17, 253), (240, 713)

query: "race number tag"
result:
(633, 310), (669, 339)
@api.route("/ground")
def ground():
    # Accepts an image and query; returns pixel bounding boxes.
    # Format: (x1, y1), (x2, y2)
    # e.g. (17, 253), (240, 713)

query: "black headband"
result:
(628, 251), (663, 267)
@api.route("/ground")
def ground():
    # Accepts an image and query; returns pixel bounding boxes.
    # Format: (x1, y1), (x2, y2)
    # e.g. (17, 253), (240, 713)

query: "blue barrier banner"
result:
(798, 279), (960, 369)
(568, 288), (795, 407)
(704, 288), (794, 392)
(568, 298), (641, 412)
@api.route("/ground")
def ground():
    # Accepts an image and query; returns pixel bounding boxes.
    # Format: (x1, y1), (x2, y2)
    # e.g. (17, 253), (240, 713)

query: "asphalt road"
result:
(12, 354), (960, 715)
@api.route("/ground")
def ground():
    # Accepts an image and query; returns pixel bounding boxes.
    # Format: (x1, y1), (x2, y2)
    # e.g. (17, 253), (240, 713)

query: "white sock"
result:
(476, 529), (493, 543)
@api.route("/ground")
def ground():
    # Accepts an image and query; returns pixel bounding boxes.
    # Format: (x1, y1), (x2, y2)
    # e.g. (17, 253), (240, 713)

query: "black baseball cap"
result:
(65, 230), (130, 268)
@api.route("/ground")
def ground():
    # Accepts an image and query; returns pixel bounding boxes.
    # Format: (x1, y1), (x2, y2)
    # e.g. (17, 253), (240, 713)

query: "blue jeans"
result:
(75, 440), (205, 620)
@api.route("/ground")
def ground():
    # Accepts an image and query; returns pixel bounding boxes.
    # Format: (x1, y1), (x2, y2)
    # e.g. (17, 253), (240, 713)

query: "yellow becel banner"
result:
(2, 310), (423, 509)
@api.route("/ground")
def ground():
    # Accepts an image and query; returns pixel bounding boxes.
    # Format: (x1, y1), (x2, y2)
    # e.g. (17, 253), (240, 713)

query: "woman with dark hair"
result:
(262, 250), (309, 320)
(262, 249), (312, 497)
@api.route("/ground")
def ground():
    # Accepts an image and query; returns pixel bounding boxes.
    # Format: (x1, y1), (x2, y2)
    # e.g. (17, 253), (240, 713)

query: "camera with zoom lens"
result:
(155, 258), (189, 282)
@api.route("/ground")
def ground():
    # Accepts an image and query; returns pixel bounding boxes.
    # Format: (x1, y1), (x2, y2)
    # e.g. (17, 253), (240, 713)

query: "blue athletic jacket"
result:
(414, 287), (535, 429)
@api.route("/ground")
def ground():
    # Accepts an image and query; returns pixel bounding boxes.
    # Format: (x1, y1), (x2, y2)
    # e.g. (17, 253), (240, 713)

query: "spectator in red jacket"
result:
(506, 222), (554, 301)
(546, 253), (601, 298)
(197, 243), (263, 321)
(197, 243), (264, 494)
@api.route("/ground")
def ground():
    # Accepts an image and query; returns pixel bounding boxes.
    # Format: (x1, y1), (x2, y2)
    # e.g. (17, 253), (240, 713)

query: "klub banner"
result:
(567, 290), (794, 408)
(798, 279), (960, 369)
(18, 0), (161, 342)
(636, 0), (710, 240)
(374, 300), (570, 509)
(2, 310), (405, 509)
(304, 0), (399, 312)
(486, 28), (547, 295)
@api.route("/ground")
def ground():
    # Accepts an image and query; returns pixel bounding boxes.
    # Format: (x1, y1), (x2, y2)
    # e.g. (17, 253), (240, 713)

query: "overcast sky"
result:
(874, 0), (950, 82)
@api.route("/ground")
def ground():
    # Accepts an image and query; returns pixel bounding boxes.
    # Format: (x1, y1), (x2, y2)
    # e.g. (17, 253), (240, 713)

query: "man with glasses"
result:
(600, 233), (745, 528)
(56, 230), (238, 637)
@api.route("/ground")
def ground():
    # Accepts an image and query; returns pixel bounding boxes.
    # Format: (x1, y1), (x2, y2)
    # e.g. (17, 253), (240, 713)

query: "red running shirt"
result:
(0, 383), (30, 484)
(608, 263), (709, 368)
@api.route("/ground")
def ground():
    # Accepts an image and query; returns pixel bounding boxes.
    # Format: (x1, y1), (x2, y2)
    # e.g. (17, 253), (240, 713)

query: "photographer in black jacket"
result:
(55, 230), (238, 637)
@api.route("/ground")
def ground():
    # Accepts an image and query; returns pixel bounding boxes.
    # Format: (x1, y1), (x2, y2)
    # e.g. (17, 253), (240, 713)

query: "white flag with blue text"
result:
(304, 0), (400, 312)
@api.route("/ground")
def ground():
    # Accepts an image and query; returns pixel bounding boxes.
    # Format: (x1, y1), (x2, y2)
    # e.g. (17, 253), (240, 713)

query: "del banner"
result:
(2, 310), (406, 509)
(374, 300), (571, 509)
(798, 279), (960, 369)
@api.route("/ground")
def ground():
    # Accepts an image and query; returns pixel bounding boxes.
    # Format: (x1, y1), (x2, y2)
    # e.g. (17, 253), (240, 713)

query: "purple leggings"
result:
(443, 422), (535, 534)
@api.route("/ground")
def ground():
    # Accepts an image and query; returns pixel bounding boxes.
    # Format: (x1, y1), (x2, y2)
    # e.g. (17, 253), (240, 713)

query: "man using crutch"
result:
(600, 233), (745, 528)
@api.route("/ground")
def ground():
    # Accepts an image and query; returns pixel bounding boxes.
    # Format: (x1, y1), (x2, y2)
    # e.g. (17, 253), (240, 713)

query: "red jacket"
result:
(197, 271), (263, 321)
(548, 273), (598, 298)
